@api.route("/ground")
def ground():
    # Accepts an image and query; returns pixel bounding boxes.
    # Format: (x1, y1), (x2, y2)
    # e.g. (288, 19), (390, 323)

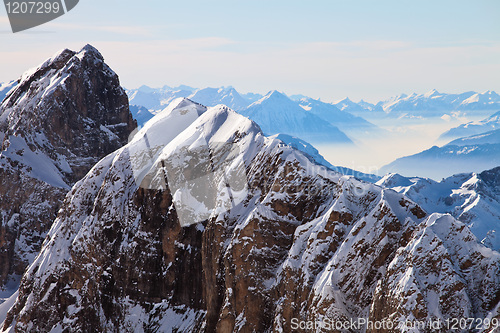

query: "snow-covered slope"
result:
(3, 97), (500, 333)
(0, 44), (136, 301)
(439, 110), (500, 141)
(240, 90), (353, 144)
(377, 167), (500, 250)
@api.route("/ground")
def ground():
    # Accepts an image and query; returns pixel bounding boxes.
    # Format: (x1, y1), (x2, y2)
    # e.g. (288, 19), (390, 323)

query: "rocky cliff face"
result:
(2, 98), (499, 332)
(0, 45), (136, 298)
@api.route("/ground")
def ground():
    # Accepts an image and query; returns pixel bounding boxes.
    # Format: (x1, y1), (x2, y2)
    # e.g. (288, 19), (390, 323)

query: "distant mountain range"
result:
(296, 97), (382, 137)
(126, 85), (255, 112)
(127, 85), (500, 125)
(126, 86), (383, 144)
(333, 97), (383, 113)
(334, 89), (500, 117)
(126, 85), (500, 179)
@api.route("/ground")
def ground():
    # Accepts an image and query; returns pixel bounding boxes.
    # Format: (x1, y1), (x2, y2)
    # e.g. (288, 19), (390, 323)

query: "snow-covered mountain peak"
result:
(129, 98), (206, 146)
(2, 44), (114, 126)
(242, 91), (354, 144)
(193, 105), (264, 148)
(462, 93), (481, 104)
(376, 172), (417, 188)
(248, 90), (294, 109)
(377, 89), (500, 115)
(333, 96), (354, 106)
(79, 43), (101, 56)
(137, 102), (260, 154)
(333, 96), (381, 115)
(18, 48), (74, 83)
(186, 87), (250, 111)
(482, 90), (499, 97)
(456, 90), (500, 108)
(0, 44), (135, 186)
(17, 45), (105, 90)
(69, 44), (103, 64)
(126, 101), (262, 217)
(263, 89), (288, 101)
(423, 88), (440, 98)
(163, 97), (206, 117)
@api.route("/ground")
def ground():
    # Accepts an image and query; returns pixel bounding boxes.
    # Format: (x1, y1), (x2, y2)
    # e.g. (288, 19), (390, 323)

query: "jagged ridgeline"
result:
(0, 45), (136, 301)
(1, 46), (500, 333)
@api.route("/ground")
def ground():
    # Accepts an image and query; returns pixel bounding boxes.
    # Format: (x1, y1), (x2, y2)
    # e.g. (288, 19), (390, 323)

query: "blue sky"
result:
(1, 0), (499, 102)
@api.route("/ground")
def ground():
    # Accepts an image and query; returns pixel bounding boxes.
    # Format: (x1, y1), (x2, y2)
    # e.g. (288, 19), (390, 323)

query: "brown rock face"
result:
(0, 44), (136, 295)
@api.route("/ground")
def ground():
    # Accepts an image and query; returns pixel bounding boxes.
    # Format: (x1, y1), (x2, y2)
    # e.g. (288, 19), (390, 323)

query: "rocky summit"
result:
(0, 45), (136, 299)
(1, 94), (499, 332)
